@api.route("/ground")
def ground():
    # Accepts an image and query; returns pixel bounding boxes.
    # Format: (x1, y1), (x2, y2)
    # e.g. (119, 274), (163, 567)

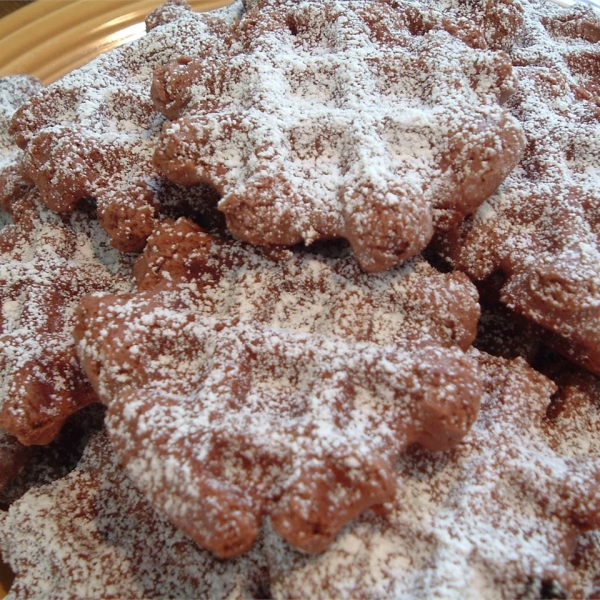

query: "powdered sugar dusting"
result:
(0, 429), (269, 599)
(2, 0), (600, 596)
(3, 351), (600, 598)
(409, 0), (526, 51)
(541, 357), (600, 596)
(0, 77), (40, 173)
(545, 357), (600, 459)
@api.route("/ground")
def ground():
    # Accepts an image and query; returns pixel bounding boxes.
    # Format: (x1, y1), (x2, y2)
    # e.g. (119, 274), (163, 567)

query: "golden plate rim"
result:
(0, 0), (231, 84)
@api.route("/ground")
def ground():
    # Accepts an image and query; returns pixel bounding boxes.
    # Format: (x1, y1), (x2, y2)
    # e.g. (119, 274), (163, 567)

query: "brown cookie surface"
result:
(3, 351), (600, 599)
(409, 0), (526, 51)
(542, 356), (600, 599)
(0, 427), (269, 599)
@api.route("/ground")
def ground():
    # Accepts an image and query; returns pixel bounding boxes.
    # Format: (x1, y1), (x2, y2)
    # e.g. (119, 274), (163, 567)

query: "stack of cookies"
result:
(0, 0), (599, 597)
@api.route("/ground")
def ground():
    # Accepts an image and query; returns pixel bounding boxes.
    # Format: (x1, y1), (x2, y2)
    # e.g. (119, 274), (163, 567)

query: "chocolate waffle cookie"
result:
(543, 356), (600, 598)
(74, 218), (482, 557)
(0, 75), (42, 214)
(153, 0), (524, 272)
(409, 0), (526, 51)
(264, 350), (600, 599)
(9, 1), (243, 252)
(0, 195), (131, 445)
(0, 428), (268, 599)
(3, 350), (600, 598)
(2, 1), (600, 597)
(439, 0), (600, 375)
